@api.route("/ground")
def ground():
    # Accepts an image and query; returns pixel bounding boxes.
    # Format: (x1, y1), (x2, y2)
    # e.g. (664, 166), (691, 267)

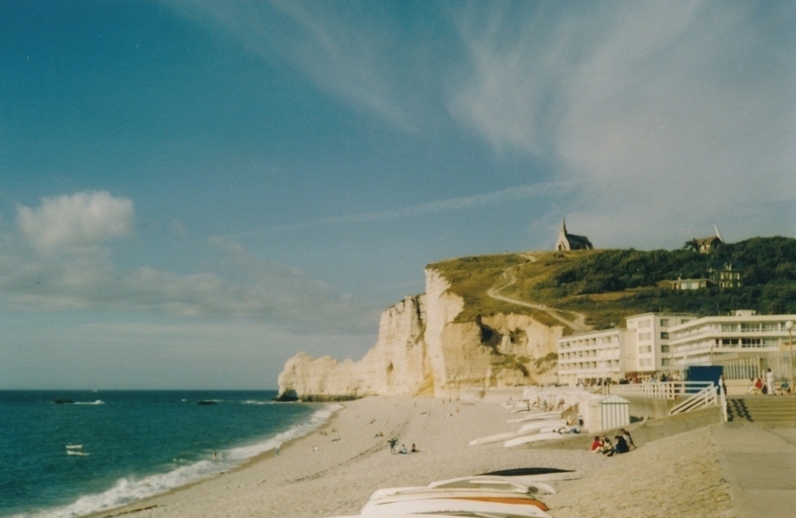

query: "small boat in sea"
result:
(197, 400), (218, 405)
(66, 450), (90, 456)
(54, 398), (74, 404)
(65, 444), (90, 456)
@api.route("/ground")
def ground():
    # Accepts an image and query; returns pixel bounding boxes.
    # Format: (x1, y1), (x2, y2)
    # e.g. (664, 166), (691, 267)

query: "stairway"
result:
(726, 396), (796, 424)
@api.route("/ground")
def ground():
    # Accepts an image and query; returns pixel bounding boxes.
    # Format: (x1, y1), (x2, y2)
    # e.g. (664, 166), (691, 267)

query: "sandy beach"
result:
(95, 396), (733, 518)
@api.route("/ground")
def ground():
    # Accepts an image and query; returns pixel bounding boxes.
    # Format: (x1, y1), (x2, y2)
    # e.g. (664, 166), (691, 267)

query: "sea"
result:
(0, 390), (334, 518)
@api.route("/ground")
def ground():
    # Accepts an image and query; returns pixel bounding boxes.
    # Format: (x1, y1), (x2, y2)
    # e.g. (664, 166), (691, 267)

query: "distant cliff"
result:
(276, 268), (562, 400)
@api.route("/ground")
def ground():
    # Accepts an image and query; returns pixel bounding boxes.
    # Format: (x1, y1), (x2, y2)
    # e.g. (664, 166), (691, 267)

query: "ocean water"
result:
(0, 391), (332, 518)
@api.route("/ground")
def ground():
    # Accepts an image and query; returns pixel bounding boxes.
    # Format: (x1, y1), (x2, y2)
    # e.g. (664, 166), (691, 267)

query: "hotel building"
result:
(669, 310), (796, 379)
(557, 328), (625, 386)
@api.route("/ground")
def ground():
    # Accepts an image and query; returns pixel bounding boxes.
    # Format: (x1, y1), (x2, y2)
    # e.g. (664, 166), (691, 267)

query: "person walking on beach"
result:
(388, 437), (398, 454)
(766, 368), (775, 396)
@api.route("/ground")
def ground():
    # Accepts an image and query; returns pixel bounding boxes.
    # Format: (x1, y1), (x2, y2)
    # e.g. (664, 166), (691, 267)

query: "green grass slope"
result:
(428, 236), (796, 331)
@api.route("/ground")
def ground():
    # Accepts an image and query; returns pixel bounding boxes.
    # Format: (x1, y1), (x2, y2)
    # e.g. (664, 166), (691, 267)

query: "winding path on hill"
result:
(486, 255), (590, 332)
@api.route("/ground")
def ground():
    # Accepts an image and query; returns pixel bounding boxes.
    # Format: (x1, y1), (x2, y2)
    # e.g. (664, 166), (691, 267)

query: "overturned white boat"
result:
(370, 475), (555, 499)
(470, 419), (567, 447)
(361, 494), (550, 518)
(504, 431), (567, 448)
(507, 411), (562, 423)
(480, 467), (583, 482)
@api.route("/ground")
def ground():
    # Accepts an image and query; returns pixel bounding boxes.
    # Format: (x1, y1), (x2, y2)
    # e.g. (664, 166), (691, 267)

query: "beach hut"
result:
(599, 395), (630, 431)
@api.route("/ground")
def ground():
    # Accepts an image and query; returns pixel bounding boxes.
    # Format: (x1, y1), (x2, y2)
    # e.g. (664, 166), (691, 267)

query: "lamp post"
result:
(787, 321), (794, 395)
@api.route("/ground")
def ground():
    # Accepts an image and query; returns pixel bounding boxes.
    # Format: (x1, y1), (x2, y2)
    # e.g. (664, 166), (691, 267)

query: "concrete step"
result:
(727, 397), (796, 423)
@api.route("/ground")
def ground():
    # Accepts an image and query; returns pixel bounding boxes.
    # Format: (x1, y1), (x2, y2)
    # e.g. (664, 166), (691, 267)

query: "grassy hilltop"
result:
(429, 236), (796, 332)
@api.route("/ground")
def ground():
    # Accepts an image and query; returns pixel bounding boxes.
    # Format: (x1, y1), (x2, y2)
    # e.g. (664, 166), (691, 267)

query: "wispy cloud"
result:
(449, 1), (796, 243)
(235, 181), (573, 236)
(1, 193), (375, 333)
(171, 0), (419, 132)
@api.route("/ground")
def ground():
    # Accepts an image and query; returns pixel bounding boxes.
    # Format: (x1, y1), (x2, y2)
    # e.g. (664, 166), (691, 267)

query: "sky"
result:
(1, 1), (794, 389)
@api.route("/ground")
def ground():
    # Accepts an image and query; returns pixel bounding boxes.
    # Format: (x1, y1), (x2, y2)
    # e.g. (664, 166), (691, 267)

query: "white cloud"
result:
(16, 191), (134, 253)
(0, 204), (376, 334)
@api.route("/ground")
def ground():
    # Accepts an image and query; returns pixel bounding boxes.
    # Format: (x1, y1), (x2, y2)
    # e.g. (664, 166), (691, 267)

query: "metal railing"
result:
(603, 381), (724, 418)
(606, 381), (714, 400)
(669, 384), (718, 416)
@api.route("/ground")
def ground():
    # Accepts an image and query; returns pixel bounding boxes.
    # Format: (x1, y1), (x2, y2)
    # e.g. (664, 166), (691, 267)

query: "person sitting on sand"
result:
(614, 435), (629, 454)
(590, 436), (603, 453)
(601, 436), (614, 456)
(399, 444), (408, 454)
(411, 443), (417, 453)
(620, 428), (636, 449)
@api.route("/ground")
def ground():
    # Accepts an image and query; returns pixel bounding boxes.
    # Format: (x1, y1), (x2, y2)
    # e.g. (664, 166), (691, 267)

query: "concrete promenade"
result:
(713, 423), (796, 518)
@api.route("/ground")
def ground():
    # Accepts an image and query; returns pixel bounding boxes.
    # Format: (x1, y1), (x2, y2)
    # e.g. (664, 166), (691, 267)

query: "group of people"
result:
(747, 368), (781, 395)
(590, 428), (635, 457)
(388, 437), (418, 454)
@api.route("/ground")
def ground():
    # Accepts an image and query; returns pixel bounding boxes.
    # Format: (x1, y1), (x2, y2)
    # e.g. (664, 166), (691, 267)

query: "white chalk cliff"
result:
(277, 268), (563, 400)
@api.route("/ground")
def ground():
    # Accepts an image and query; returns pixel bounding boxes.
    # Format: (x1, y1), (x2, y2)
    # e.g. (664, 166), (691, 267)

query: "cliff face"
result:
(276, 268), (562, 400)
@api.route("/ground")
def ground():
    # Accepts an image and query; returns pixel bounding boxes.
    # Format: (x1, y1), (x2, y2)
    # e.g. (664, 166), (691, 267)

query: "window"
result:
(661, 345), (670, 353)
(639, 345), (652, 354)
(661, 332), (669, 339)
(639, 332), (652, 341)
(660, 318), (669, 327)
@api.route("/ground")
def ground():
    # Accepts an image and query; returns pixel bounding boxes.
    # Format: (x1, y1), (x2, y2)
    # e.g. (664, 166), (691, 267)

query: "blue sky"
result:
(1, 1), (794, 389)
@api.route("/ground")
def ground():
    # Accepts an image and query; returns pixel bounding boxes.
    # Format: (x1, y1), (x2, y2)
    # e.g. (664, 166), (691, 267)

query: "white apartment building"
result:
(669, 311), (796, 379)
(624, 313), (696, 374)
(556, 312), (697, 385)
(557, 328), (624, 386)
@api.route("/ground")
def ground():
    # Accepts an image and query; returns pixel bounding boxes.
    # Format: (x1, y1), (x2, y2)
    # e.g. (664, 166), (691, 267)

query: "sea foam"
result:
(16, 403), (341, 518)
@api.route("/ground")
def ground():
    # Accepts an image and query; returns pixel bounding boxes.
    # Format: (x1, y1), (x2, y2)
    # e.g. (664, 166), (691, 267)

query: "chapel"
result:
(555, 219), (593, 251)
